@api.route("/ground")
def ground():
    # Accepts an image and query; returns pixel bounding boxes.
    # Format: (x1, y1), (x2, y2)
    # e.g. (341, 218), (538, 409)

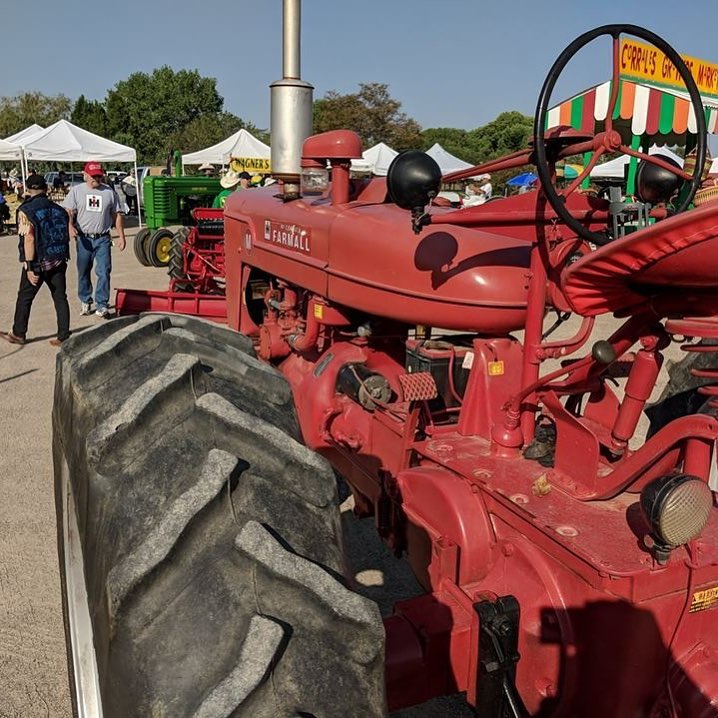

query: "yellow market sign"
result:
(620, 39), (718, 99)
(230, 157), (271, 173)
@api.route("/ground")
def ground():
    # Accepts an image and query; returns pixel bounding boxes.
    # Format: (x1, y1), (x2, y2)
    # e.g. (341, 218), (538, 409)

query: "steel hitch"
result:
(475, 595), (530, 718)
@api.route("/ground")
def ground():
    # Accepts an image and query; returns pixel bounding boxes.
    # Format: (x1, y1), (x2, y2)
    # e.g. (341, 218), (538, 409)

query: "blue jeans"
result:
(76, 234), (112, 310)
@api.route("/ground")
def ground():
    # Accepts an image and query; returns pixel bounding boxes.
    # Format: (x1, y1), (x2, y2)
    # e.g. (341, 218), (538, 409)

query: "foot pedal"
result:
(399, 371), (438, 402)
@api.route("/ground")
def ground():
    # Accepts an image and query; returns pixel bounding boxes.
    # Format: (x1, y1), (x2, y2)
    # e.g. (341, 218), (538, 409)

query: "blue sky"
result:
(4, 0), (717, 135)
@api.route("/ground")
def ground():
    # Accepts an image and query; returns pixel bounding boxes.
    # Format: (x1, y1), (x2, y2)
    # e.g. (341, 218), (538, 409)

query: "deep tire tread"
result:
(53, 314), (386, 718)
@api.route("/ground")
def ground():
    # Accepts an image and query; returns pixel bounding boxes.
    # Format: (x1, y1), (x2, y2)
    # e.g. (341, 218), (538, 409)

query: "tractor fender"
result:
(395, 465), (497, 589)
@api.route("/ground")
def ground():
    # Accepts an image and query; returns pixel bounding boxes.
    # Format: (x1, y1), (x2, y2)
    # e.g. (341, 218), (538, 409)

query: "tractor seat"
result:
(561, 202), (718, 317)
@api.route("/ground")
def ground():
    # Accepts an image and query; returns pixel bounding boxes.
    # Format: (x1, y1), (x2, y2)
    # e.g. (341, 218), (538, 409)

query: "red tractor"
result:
(167, 207), (227, 295)
(54, 21), (718, 718)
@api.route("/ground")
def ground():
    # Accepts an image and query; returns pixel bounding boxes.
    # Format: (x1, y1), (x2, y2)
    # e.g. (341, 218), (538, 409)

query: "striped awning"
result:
(547, 80), (718, 137)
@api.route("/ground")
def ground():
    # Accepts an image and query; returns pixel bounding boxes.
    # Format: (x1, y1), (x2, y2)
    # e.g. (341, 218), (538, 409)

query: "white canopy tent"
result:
(350, 142), (398, 176)
(5, 124), (44, 144)
(19, 119), (141, 222)
(425, 143), (473, 174)
(182, 128), (270, 167)
(0, 137), (22, 162)
(590, 144), (684, 180)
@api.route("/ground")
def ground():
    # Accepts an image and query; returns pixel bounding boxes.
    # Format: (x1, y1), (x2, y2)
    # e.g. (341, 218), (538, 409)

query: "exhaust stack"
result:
(270, 0), (314, 198)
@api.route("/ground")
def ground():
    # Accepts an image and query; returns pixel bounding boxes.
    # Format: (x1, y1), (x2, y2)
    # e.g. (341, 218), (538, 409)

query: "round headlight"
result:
(640, 474), (713, 548)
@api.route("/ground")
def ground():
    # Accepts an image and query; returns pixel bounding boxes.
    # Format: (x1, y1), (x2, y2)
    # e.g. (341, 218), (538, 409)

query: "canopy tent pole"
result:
(134, 160), (142, 227)
(20, 150), (28, 190)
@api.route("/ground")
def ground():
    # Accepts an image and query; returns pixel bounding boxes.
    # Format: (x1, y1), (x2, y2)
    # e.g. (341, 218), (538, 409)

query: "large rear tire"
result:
(168, 226), (193, 291)
(53, 314), (386, 717)
(645, 342), (718, 436)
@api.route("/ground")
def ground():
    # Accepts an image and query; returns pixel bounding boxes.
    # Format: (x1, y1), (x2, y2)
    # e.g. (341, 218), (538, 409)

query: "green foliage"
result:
(71, 95), (108, 137)
(467, 111), (533, 161)
(105, 67), (224, 163)
(421, 112), (533, 167)
(0, 91), (71, 137)
(167, 113), (268, 155)
(314, 82), (422, 151)
(3, 67), (533, 186)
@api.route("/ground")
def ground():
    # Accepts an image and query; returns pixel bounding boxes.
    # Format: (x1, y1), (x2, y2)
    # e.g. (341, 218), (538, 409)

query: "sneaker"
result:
(80, 302), (93, 316)
(49, 338), (64, 347)
(95, 307), (110, 319)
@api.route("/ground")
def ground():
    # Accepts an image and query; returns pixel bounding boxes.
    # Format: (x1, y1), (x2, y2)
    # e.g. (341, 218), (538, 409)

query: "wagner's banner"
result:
(230, 157), (271, 173)
(620, 39), (718, 99)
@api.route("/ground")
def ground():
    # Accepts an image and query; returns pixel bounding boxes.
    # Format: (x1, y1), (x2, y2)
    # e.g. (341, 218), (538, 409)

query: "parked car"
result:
(44, 171), (84, 188)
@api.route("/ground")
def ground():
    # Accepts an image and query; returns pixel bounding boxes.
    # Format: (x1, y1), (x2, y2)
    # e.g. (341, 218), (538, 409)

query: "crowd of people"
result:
(0, 161), (125, 347)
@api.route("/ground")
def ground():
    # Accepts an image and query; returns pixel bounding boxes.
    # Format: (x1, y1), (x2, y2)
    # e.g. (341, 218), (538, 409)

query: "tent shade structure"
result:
(506, 172), (538, 187)
(5, 124), (44, 144)
(351, 142), (398, 176)
(19, 119), (140, 222)
(590, 144), (684, 180)
(182, 129), (270, 168)
(546, 79), (718, 143)
(21, 119), (137, 162)
(425, 143), (473, 174)
(0, 137), (22, 161)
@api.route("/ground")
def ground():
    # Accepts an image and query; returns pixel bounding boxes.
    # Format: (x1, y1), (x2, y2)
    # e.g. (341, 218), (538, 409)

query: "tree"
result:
(313, 83), (422, 151)
(166, 112), (268, 155)
(105, 67), (224, 163)
(71, 95), (108, 136)
(0, 91), (71, 137)
(466, 111), (533, 162)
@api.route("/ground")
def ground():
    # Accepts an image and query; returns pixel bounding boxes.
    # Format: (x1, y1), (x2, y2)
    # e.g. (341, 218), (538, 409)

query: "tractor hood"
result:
(225, 184), (531, 334)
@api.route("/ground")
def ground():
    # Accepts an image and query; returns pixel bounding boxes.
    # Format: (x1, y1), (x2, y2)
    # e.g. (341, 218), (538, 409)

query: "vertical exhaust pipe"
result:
(270, 0), (314, 199)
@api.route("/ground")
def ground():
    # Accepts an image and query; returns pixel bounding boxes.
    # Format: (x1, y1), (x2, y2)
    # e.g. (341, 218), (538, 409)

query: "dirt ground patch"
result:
(0, 222), (168, 717)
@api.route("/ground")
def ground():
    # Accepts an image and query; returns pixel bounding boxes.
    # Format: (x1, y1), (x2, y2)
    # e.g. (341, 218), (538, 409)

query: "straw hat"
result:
(220, 169), (241, 189)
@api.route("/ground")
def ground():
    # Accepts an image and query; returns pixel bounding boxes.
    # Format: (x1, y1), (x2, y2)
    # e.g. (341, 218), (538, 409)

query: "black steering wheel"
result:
(534, 24), (708, 245)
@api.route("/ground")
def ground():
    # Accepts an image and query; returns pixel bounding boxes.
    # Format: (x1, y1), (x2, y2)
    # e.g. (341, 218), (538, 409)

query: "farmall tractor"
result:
(53, 17), (718, 718)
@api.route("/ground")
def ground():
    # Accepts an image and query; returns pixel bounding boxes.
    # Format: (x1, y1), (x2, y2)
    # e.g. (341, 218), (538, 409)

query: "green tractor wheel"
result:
(148, 228), (175, 267)
(132, 227), (153, 267)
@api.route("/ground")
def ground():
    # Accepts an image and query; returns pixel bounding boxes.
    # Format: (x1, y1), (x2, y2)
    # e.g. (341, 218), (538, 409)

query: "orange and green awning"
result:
(546, 80), (718, 137)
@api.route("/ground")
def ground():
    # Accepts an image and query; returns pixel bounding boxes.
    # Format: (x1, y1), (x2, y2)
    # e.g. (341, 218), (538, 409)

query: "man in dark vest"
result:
(1, 174), (71, 346)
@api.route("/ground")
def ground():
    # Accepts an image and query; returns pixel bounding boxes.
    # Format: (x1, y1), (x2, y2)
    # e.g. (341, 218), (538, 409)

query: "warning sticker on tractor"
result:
(690, 585), (718, 613)
(263, 220), (311, 254)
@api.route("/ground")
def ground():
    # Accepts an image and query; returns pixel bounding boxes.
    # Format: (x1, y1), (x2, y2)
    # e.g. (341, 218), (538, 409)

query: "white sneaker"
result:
(95, 307), (110, 319)
(80, 302), (93, 316)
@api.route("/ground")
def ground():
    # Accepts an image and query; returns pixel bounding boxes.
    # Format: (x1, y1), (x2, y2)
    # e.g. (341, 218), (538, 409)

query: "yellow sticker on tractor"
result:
(488, 361), (505, 376)
(690, 585), (718, 613)
(314, 303), (324, 319)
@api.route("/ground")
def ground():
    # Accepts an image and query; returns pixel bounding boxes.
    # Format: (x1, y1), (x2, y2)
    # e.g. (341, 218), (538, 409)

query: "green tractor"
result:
(133, 152), (222, 268)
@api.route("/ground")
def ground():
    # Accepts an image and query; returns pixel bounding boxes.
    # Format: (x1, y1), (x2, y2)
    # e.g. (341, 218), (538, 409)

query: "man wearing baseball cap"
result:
(62, 161), (126, 318)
